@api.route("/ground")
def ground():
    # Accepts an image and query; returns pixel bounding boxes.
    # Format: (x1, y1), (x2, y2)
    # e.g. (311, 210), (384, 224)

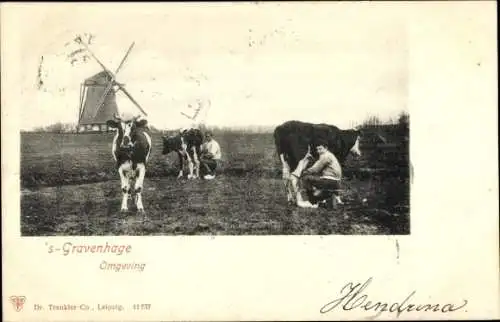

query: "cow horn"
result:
(113, 113), (122, 121)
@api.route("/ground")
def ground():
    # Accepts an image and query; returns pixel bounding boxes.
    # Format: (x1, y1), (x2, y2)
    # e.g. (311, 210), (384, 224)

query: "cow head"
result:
(107, 113), (148, 149)
(161, 134), (182, 155)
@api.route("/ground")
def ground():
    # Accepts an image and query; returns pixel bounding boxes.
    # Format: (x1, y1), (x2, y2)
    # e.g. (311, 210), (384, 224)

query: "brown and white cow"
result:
(106, 113), (152, 212)
(162, 128), (203, 179)
(273, 120), (362, 205)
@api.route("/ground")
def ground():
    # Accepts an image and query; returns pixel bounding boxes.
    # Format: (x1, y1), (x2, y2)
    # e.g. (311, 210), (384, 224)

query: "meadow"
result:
(20, 123), (410, 236)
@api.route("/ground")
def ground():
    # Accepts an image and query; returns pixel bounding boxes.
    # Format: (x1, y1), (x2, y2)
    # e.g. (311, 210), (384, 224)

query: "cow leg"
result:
(279, 154), (290, 179)
(292, 173), (318, 208)
(287, 146), (314, 205)
(191, 146), (200, 179)
(119, 162), (132, 212)
(291, 156), (314, 207)
(285, 180), (293, 203)
(279, 154), (293, 202)
(187, 161), (194, 179)
(134, 163), (146, 212)
(177, 152), (184, 179)
(186, 153), (194, 179)
(290, 173), (305, 204)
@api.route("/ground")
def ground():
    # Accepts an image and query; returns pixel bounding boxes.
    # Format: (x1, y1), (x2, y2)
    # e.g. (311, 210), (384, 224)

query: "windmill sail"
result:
(75, 39), (147, 131)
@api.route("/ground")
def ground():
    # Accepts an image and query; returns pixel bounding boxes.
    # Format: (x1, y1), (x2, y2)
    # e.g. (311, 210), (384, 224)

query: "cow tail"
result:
(273, 129), (283, 157)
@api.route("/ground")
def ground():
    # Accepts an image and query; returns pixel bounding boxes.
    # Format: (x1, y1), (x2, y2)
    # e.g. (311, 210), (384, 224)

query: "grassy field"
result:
(20, 126), (410, 236)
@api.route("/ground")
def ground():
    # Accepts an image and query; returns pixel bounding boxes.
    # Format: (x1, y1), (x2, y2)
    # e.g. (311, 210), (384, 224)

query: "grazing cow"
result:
(106, 113), (152, 212)
(273, 120), (362, 205)
(162, 128), (203, 179)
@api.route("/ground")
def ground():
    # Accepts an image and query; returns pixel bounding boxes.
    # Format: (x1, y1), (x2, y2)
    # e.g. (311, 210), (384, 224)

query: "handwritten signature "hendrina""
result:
(320, 277), (468, 317)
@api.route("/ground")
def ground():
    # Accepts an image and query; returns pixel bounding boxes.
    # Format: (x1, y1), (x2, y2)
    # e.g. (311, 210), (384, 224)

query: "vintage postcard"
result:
(2, 1), (498, 321)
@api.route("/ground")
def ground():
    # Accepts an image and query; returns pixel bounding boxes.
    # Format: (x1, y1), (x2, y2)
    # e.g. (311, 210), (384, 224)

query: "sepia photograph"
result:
(3, 2), (498, 321)
(18, 3), (411, 236)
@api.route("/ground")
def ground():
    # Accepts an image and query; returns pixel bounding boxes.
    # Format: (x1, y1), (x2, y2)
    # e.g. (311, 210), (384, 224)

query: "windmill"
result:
(76, 37), (148, 132)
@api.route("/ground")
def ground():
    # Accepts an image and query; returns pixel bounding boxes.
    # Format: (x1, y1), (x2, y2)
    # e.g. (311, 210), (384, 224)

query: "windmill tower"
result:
(75, 38), (148, 133)
(77, 71), (119, 132)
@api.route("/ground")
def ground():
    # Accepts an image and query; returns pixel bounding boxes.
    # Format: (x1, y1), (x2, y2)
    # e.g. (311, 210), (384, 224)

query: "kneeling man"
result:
(200, 131), (222, 180)
(298, 141), (343, 208)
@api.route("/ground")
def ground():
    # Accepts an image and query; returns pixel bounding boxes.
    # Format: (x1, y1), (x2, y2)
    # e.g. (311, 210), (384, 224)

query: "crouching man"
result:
(299, 141), (343, 208)
(200, 131), (222, 180)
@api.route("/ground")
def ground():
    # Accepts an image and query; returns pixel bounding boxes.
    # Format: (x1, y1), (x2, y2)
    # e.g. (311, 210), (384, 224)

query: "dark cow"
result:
(162, 128), (203, 179)
(273, 120), (362, 205)
(106, 113), (152, 212)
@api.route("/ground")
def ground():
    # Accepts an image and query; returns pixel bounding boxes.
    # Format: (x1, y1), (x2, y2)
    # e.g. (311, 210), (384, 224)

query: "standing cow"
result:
(274, 120), (362, 205)
(106, 113), (152, 212)
(162, 128), (203, 179)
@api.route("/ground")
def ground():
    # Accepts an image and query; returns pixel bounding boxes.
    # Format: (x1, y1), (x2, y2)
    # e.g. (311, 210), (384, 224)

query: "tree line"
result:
(21, 112), (409, 134)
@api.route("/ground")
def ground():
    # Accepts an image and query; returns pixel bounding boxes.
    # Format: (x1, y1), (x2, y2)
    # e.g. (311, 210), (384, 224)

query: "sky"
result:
(5, 3), (408, 130)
